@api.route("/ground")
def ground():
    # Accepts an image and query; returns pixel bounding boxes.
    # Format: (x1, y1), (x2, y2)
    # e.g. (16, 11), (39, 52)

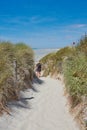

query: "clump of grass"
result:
(15, 43), (34, 68)
(40, 35), (87, 108)
(63, 53), (87, 106)
(0, 41), (34, 114)
(76, 35), (87, 54)
(40, 47), (73, 77)
(63, 35), (87, 107)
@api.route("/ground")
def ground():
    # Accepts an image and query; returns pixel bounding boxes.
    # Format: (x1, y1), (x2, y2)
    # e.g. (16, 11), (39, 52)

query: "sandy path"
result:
(0, 77), (79, 130)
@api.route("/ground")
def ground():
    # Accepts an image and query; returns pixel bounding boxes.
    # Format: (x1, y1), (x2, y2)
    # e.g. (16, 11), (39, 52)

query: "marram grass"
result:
(0, 41), (34, 114)
(40, 35), (87, 108)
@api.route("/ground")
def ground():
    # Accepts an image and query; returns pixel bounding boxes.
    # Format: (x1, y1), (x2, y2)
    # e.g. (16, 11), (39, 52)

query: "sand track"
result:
(0, 77), (79, 130)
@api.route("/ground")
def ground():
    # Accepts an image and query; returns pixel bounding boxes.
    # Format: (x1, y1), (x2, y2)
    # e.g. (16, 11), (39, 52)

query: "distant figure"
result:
(35, 62), (42, 78)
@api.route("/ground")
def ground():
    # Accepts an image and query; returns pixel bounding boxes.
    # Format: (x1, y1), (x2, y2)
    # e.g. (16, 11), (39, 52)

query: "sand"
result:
(0, 77), (79, 130)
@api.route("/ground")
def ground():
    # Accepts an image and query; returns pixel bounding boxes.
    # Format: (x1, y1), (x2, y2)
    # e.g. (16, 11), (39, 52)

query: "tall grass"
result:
(40, 47), (73, 76)
(0, 41), (34, 114)
(63, 53), (87, 106)
(40, 35), (87, 107)
(63, 35), (87, 106)
(40, 35), (87, 129)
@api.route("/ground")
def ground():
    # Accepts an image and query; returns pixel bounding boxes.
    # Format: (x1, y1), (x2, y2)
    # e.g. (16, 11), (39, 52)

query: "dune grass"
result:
(0, 41), (34, 114)
(40, 35), (87, 129)
(40, 46), (73, 76)
(63, 53), (87, 106)
(40, 35), (87, 107)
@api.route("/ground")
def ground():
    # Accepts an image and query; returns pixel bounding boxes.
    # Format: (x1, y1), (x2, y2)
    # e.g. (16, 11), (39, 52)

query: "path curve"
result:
(0, 77), (79, 130)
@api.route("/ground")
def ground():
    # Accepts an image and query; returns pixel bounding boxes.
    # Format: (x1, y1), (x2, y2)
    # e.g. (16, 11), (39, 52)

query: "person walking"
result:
(35, 62), (42, 78)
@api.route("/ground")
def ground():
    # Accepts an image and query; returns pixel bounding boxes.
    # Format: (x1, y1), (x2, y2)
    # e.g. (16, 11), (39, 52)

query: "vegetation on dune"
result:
(0, 41), (34, 114)
(15, 43), (34, 68)
(77, 35), (87, 54)
(40, 35), (87, 129)
(63, 36), (87, 129)
(40, 47), (73, 77)
(40, 35), (87, 105)
(0, 35), (87, 128)
(63, 53), (87, 106)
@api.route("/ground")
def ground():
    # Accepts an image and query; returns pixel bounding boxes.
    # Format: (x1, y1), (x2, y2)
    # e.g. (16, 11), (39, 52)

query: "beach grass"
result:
(0, 41), (34, 114)
(40, 35), (87, 129)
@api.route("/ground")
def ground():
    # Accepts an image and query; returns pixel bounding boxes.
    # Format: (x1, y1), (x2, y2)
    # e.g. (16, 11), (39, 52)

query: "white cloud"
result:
(29, 16), (57, 24)
(69, 24), (87, 28)
(0, 15), (57, 25)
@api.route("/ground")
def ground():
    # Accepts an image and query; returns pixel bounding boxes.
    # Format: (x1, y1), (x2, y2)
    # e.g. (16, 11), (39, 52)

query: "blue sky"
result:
(0, 0), (87, 48)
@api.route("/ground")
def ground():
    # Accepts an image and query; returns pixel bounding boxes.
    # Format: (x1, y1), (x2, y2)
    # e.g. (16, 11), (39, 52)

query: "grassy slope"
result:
(40, 36), (87, 129)
(0, 42), (34, 114)
(40, 46), (73, 76)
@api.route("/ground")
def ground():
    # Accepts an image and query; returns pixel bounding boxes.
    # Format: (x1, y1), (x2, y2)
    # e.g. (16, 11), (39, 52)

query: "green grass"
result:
(63, 53), (87, 106)
(40, 35), (87, 108)
(40, 47), (73, 76)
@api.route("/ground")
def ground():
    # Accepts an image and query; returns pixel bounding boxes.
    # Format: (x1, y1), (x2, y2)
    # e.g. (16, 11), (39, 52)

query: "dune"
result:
(0, 49), (80, 130)
(34, 48), (58, 61)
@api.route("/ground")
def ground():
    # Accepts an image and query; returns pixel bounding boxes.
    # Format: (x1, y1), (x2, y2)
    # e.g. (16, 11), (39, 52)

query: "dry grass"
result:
(0, 41), (34, 114)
